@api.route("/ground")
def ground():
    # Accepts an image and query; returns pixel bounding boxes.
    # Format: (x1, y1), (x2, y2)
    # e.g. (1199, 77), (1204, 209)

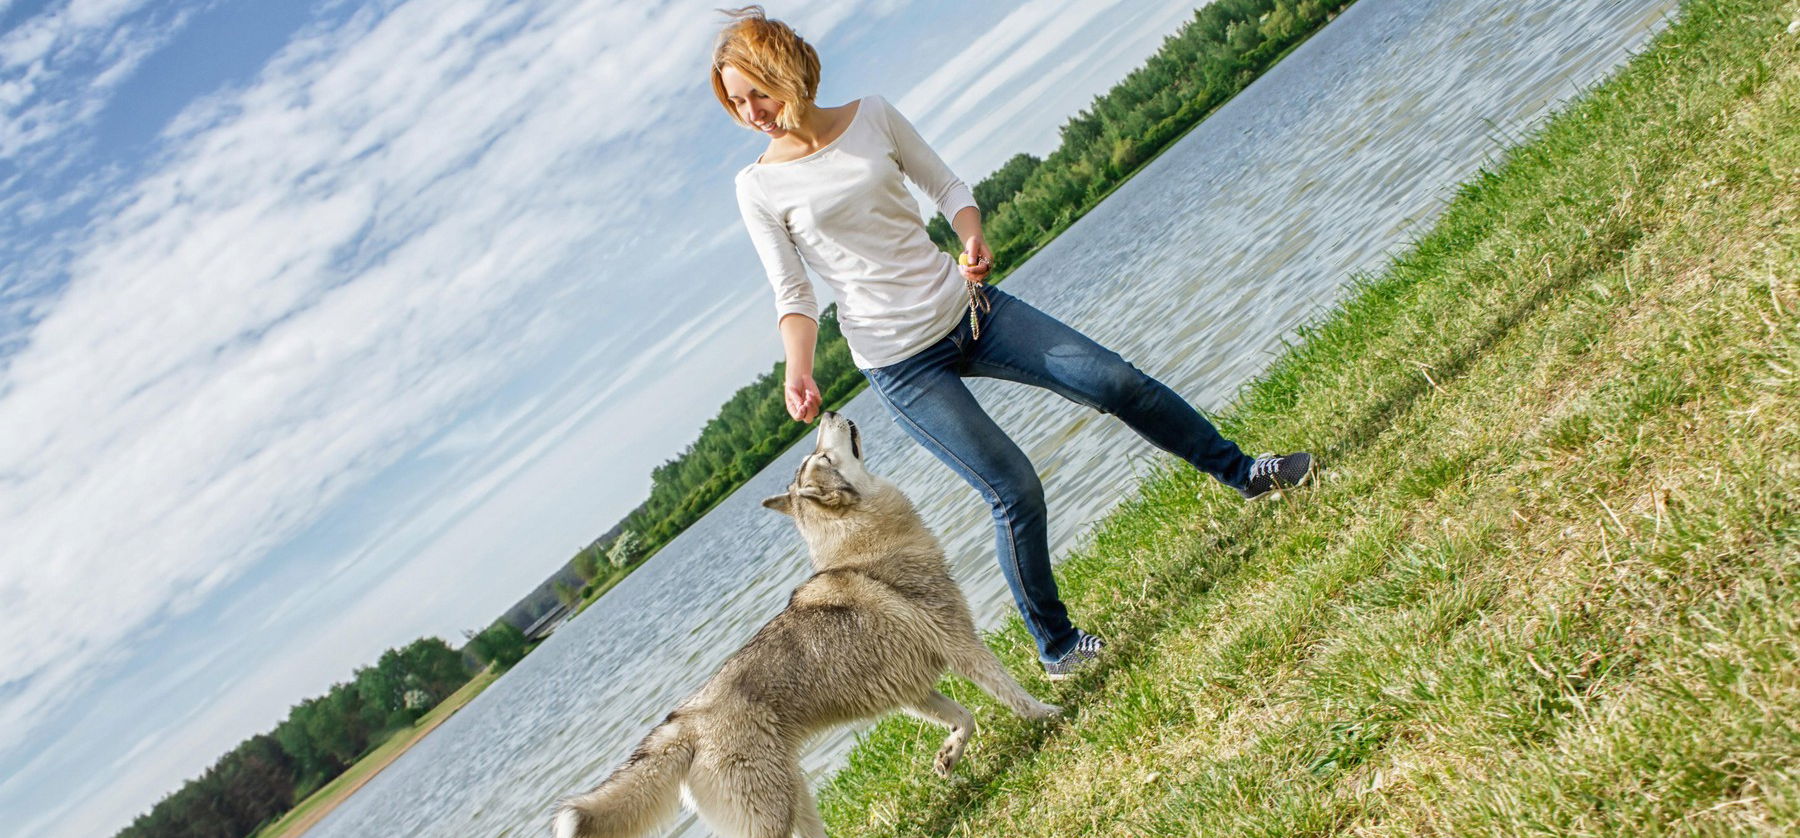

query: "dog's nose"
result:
(820, 411), (838, 421)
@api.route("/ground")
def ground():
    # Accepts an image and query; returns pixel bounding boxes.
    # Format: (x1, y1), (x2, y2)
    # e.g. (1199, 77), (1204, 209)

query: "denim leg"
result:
(864, 343), (1081, 663)
(968, 288), (1254, 489)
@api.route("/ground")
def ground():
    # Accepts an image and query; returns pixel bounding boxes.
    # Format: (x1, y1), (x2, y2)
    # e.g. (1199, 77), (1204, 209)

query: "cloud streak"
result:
(1, 0), (169, 160)
(0, 0), (725, 765)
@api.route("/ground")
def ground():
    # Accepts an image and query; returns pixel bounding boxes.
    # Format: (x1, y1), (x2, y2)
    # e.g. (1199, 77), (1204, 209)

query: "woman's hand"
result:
(959, 235), (994, 284)
(785, 373), (822, 423)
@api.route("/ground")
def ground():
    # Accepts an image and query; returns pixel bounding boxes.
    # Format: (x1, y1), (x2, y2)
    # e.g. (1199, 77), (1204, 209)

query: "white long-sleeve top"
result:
(734, 94), (979, 369)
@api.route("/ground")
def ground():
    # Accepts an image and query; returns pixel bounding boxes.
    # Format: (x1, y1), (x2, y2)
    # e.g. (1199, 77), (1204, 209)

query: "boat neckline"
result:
(752, 97), (867, 167)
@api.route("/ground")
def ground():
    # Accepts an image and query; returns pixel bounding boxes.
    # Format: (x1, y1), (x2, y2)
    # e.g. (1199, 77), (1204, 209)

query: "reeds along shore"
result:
(817, 0), (1800, 834)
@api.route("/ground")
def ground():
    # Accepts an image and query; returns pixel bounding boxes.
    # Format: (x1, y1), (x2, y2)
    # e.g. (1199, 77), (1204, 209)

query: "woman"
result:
(713, 6), (1312, 680)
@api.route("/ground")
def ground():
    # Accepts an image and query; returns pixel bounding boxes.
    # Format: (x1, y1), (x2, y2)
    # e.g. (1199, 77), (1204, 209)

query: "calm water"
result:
(309, 1), (1678, 834)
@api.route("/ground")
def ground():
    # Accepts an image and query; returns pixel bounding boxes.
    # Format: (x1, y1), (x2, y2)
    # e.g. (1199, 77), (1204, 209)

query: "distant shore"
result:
(248, 668), (500, 838)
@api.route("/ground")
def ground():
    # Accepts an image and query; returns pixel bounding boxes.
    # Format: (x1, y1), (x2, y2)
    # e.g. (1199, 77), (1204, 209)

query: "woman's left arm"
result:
(880, 95), (990, 282)
(950, 206), (992, 283)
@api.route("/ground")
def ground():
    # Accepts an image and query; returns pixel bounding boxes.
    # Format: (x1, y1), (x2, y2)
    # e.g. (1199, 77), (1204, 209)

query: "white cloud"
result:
(0, 0), (742, 758)
(416, 392), (549, 460)
(0, 0), (186, 163)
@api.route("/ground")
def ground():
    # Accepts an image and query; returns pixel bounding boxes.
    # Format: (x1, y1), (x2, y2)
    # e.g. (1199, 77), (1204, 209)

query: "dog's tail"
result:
(552, 714), (696, 838)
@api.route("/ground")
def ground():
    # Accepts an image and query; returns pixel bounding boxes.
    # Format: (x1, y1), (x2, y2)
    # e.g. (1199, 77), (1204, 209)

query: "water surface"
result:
(308, 1), (1679, 834)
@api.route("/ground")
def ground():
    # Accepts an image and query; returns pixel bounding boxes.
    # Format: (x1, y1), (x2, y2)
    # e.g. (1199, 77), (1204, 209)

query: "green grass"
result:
(814, 0), (1800, 834)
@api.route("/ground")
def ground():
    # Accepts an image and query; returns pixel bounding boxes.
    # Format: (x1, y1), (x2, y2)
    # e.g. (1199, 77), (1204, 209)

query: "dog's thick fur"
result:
(551, 413), (1060, 838)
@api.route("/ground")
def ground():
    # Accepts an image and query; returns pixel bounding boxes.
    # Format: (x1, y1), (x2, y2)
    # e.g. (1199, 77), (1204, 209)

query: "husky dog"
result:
(552, 412), (1061, 838)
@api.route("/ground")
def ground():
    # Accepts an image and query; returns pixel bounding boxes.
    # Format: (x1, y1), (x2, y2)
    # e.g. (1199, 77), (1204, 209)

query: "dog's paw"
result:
(933, 736), (967, 778)
(1024, 701), (1063, 721)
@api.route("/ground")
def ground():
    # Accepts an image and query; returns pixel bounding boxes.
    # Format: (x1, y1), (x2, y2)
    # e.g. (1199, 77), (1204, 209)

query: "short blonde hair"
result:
(710, 6), (820, 131)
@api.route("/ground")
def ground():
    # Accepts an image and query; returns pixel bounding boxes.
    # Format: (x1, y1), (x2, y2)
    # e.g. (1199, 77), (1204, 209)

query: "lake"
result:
(307, 0), (1680, 834)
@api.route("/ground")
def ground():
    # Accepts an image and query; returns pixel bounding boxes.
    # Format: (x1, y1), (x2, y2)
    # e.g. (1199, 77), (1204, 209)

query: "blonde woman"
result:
(714, 6), (1312, 680)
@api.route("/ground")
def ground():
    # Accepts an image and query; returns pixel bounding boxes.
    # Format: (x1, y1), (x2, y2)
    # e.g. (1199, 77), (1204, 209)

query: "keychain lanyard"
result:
(960, 253), (992, 339)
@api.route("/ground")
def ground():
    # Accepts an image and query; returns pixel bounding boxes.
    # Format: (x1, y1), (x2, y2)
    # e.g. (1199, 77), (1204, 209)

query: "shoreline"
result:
(248, 668), (500, 838)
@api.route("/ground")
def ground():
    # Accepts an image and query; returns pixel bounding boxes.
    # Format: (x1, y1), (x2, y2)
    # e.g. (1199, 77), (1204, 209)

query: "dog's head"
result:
(761, 411), (872, 519)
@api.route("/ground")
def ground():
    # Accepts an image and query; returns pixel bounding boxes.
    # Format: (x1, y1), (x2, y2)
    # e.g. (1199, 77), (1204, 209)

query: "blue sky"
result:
(0, 0), (1222, 833)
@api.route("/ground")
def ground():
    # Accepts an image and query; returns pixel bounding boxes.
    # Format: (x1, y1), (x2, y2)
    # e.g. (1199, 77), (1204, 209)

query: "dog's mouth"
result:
(817, 411), (862, 461)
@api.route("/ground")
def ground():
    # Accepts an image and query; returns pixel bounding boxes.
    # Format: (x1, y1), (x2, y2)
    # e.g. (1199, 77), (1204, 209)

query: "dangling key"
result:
(960, 252), (992, 340)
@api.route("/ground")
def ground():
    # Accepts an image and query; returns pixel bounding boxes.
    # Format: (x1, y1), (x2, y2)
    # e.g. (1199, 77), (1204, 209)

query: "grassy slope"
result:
(247, 668), (501, 838)
(817, 0), (1800, 834)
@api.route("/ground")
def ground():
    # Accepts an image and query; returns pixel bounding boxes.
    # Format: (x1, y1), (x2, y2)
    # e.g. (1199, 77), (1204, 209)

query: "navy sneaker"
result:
(1044, 631), (1105, 681)
(1239, 452), (1314, 501)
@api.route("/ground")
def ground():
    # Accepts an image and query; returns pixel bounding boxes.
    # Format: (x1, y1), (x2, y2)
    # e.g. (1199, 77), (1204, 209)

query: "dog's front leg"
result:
(907, 690), (976, 777)
(949, 643), (1063, 721)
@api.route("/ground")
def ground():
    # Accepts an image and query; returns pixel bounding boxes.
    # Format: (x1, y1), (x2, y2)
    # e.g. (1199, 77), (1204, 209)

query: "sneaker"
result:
(1239, 452), (1314, 501)
(1044, 631), (1105, 681)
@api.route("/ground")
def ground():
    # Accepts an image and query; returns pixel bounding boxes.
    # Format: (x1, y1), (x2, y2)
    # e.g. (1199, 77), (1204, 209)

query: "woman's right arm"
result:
(736, 173), (821, 423)
(778, 313), (821, 422)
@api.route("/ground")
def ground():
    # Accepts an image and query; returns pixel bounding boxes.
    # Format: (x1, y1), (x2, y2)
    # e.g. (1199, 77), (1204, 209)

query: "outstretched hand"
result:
(785, 374), (821, 423)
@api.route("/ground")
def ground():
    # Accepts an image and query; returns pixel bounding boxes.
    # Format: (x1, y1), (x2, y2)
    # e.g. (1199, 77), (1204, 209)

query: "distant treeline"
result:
(925, 0), (1354, 257)
(110, 2), (1354, 835)
(591, 311), (859, 551)
(563, 0), (1357, 600)
(112, 633), (521, 838)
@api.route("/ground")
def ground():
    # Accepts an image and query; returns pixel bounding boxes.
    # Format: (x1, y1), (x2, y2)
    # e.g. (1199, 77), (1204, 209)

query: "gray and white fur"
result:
(551, 412), (1060, 838)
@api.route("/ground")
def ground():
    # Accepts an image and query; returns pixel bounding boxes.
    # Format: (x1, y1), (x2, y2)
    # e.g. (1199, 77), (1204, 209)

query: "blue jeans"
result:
(862, 286), (1253, 662)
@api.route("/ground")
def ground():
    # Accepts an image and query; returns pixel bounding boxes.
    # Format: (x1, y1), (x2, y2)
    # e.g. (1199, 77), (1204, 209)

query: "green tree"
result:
(467, 620), (529, 670)
(573, 543), (605, 581)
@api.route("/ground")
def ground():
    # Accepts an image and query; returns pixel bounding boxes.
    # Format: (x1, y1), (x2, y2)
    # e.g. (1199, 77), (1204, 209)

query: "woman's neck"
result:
(776, 102), (827, 146)
(764, 101), (851, 161)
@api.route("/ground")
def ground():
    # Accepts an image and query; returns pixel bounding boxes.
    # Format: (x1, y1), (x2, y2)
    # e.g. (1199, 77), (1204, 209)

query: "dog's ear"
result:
(797, 484), (859, 507)
(761, 493), (794, 515)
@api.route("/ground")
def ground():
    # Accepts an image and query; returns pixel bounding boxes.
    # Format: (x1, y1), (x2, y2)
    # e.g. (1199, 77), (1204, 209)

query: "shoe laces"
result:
(1250, 454), (1282, 480)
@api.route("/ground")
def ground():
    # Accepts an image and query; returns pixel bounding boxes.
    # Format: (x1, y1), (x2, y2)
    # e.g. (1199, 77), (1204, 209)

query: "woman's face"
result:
(719, 65), (788, 139)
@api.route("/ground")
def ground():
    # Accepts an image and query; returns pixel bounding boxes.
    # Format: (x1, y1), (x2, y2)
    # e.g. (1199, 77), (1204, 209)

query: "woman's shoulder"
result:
(835, 94), (883, 125)
(854, 94), (896, 135)
(734, 160), (768, 199)
(830, 95), (880, 127)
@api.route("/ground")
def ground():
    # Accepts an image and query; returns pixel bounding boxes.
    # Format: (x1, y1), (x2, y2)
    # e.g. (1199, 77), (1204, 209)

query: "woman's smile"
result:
(746, 101), (783, 133)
